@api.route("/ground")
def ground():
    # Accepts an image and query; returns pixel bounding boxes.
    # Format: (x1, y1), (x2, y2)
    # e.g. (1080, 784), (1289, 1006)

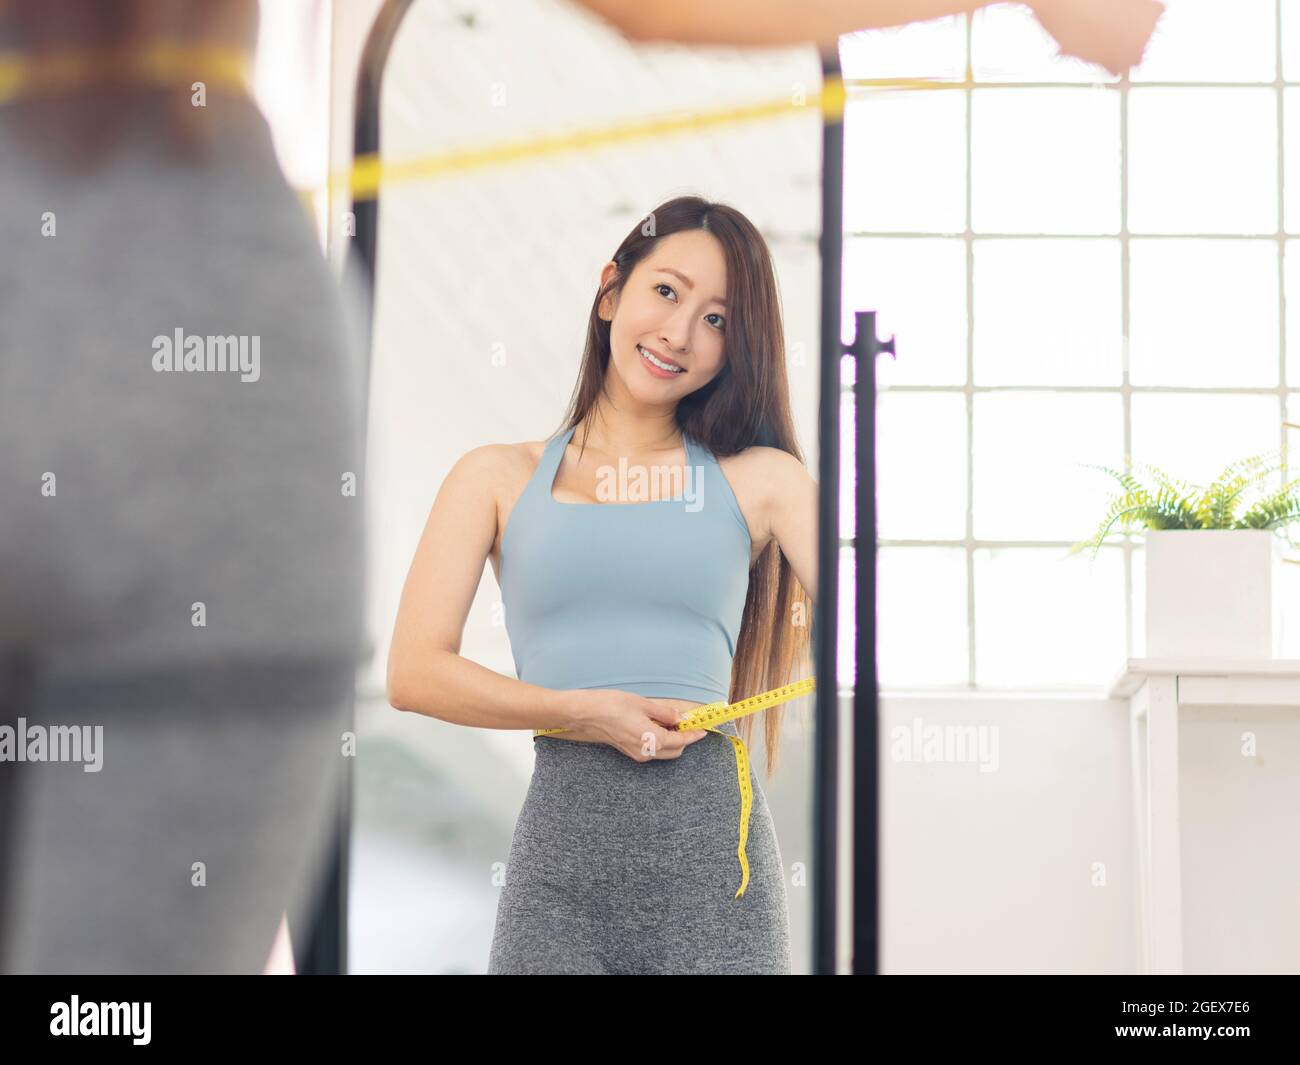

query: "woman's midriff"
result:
(644, 696), (707, 713)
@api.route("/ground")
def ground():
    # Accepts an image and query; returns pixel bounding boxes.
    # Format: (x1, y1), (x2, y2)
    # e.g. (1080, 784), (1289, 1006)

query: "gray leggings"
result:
(488, 718), (792, 974)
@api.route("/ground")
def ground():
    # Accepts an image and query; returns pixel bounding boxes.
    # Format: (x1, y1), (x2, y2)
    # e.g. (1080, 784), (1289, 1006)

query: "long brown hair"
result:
(0, 0), (259, 169)
(558, 195), (815, 779)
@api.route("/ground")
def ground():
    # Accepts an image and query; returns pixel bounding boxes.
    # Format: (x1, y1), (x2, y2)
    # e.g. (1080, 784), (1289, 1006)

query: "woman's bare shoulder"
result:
(453, 439), (541, 474)
(451, 440), (550, 506)
(717, 444), (804, 480)
(717, 445), (813, 514)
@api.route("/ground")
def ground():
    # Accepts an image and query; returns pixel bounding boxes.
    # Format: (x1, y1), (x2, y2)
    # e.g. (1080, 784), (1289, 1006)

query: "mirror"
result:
(353, 0), (824, 974)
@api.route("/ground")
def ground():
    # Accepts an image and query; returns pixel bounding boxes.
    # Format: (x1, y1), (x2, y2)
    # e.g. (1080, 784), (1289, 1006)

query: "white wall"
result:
(883, 692), (1300, 974)
(882, 694), (1138, 973)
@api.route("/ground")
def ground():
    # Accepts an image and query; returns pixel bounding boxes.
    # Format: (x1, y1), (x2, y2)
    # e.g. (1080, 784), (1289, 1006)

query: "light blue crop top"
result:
(498, 423), (752, 704)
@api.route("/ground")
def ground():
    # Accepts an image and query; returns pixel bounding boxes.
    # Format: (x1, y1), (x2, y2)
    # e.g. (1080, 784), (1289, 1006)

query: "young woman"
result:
(389, 196), (818, 974)
(0, 0), (365, 975)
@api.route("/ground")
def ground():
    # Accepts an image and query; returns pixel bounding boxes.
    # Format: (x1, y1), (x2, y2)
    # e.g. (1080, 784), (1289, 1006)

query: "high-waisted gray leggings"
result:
(488, 718), (792, 974)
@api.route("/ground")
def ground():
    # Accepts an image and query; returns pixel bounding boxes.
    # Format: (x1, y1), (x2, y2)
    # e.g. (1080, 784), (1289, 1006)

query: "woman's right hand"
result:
(548, 689), (709, 762)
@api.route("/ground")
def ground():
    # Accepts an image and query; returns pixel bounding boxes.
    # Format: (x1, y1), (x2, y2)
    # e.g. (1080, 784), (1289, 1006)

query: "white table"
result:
(1108, 657), (1300, 974)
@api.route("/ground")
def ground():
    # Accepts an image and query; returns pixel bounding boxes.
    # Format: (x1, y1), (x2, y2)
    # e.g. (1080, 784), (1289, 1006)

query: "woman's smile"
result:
(637, 344), (686, 378)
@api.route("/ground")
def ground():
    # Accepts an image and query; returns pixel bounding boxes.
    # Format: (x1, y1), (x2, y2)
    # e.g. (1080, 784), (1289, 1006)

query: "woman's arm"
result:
(386, 446), (581, 730)
(763, 448), (820, 605)
(573, 0), (1009, 48)
(570, 0), (1165, 78)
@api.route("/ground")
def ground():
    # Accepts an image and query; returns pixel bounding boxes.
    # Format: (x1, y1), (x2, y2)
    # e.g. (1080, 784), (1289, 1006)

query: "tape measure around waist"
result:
(534, 676), (816, 900)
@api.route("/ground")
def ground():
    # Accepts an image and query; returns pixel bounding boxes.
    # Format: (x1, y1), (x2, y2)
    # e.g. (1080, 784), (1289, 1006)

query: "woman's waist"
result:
(527, 731), (752, 824)
(530, 718), (744, 778)
(552, 678), (731, 705)
(643, 695), (707, 714)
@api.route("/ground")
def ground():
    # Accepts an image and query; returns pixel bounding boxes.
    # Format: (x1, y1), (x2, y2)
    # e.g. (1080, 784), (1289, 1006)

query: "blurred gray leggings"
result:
(0, 654), (353, 974)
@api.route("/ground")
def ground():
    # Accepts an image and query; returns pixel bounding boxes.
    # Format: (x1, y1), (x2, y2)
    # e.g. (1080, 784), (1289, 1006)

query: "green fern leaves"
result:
(1068, 446), (1299, 562)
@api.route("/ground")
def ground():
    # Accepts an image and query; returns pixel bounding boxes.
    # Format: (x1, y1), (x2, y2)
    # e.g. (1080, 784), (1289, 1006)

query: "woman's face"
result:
(597, 229), (729, 405)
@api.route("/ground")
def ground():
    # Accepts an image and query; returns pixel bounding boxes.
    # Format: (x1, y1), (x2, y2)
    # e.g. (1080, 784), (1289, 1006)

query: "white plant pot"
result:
(1144, 529), (1282, 660)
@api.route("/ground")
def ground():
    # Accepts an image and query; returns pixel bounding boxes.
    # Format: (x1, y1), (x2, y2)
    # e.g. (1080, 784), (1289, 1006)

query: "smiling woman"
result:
(389, 196), (816, 775)
(386, 194), (817, 974)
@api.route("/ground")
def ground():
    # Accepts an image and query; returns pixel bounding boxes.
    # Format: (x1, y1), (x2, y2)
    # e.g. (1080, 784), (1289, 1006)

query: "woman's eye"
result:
(658, 284), (725, 331)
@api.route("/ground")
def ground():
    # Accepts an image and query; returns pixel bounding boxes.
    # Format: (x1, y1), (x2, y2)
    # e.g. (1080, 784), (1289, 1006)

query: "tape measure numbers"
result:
(535, 676), (816, 899)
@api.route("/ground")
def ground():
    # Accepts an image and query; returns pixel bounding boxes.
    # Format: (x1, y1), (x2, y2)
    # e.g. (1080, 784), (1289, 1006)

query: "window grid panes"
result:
(840, 2), (1299, 692)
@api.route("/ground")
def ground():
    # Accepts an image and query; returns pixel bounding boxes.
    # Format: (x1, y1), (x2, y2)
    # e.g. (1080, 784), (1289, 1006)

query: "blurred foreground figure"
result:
(0, 0), (367, 973)
(574, 0), (1166, 78)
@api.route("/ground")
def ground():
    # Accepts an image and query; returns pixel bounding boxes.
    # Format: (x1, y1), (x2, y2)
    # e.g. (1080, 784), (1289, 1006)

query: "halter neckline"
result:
(547, 424), (700, 507)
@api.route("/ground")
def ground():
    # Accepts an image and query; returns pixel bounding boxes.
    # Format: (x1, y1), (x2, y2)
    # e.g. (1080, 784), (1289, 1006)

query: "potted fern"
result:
(1069, 442), (1300, 660)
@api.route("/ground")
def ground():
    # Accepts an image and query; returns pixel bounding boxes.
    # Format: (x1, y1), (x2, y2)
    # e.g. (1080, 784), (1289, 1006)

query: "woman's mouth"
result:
(638, 344), (685, 378)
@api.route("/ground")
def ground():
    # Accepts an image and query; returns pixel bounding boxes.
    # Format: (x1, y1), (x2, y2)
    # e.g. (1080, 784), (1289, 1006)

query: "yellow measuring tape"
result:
(535, 676), (816, 900)
(0, 43), (253, 104)
(0, 41), (968, 210)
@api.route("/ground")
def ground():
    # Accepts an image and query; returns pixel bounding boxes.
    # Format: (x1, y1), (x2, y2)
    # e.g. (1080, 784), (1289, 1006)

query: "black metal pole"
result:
(814, 52), (844, 976)
(347, 0), (417, 419)
(849, 310), (893, 975)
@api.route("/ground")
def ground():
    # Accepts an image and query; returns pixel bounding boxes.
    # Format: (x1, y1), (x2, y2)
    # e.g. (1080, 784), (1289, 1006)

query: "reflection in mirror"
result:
(351, 2), (822, 974)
